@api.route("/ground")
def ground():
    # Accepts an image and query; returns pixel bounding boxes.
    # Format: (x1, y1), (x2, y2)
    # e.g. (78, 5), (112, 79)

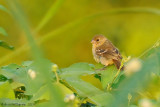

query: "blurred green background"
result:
(0, 0), (160, 67)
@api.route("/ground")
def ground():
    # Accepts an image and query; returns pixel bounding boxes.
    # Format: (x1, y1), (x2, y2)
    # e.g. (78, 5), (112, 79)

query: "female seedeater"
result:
(91, 34), (123, 70)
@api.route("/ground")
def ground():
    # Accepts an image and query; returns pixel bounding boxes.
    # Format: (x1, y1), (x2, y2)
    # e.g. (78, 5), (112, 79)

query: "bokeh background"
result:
(0, 0), (160, 67)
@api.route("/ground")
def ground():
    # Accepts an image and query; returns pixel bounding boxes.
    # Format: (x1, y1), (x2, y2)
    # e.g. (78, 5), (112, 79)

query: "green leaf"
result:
(1, 63), (45, 95)
(110, 46), (160, 107)
(21, 61), (33, 67)
(0, 75), (8, 82)
(141, 47), (158, 59)
(101, 66), (117, 89)
(112, 74), (126, 89)
(64, 78), (113, 106)
(0, 40), (14, 50)
(5, 0), (66, 106)
(60, 63), (95, 78)
(30, 85), (49, 102)
(90, 93), (113, 106)
(0, 81), (15, 99)
(141, 46), (160, 75)
(1, 64), (22, 79)
(65, 78), (103, 96)
(0, 27), (8, 36)
(60, 63), (113, 106)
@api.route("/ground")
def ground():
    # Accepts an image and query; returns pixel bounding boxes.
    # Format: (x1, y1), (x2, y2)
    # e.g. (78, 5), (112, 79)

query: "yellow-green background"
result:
(0, 0), (160, 67)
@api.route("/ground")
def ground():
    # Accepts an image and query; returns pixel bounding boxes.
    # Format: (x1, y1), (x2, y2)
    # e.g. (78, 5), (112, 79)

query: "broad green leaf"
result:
(65, 78), (103, 97)
(90, 93), (113, 106)
(141, 46), (160, 75)
(1, 64), (23, 79)
(5, 0), (66, 106)
(101, 66), (117, 89)
(141, 47), (158, 59)
(31, 82), (73, 102)
(55, 82), (73, 97)
(61, 63), (113, 106)
(81, 75), (103, 90)
(60, 63), (95, 78)
(0, 40), (14, 50)
(0, 81), (15, 99)
(21, 61), (33, 67)
(1, 63), (45, 95)
(0, 27), (8, 36)
(140, 38), (160, 60)
(30, 85), (50, 102)
(64, 77), (113, 106)
(110, 46), (160, 107)
(112, 74), (126, 89)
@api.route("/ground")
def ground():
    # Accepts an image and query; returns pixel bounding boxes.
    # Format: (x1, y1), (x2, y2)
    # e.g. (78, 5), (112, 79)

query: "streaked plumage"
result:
(91, 35), (123, 70)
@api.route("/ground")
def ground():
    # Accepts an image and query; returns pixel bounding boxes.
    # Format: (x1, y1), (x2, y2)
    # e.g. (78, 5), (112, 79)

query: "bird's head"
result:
(91, 35), (107, 47)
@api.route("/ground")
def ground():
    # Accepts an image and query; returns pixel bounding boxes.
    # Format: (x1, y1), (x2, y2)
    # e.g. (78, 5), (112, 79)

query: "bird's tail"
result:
(113, 59), (124, 70)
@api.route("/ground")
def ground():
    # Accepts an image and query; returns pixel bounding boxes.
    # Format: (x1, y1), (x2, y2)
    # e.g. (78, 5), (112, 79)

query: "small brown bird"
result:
(91, 34), (123, 70)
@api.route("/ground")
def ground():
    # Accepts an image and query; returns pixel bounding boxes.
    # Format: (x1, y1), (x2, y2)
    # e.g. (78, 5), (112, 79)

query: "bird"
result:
(91, 34), (123, 70)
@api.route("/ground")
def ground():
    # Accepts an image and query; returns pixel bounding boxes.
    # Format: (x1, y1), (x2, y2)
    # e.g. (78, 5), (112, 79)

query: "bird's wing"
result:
(96, 40), (122, 59)
(112, 48), (122, 59)
(96, 47), (122, 60)
(95, 48), (108, 56)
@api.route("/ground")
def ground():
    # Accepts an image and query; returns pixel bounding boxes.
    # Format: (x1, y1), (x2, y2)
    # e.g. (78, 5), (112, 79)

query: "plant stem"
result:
(138, 38), (160, 58)
(55, 71), (59, 83)
(107, 61), (124, 90)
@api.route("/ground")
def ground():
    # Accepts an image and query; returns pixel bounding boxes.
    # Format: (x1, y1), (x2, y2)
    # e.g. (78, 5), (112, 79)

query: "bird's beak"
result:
(91, 40), (95, 44)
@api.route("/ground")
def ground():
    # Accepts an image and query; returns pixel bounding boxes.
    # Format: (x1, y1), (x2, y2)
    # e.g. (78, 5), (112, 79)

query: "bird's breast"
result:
(92, 46), (100, 63)
(100, 57), (114, 66)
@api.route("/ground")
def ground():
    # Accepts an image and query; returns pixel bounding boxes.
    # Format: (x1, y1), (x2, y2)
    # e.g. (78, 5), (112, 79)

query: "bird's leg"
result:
(95, 66), (107, 71)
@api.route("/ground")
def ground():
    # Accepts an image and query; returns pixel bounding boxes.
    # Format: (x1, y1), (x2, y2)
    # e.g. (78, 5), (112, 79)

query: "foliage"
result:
(0, 43), (159, 106)
(0, 0), (160, 107)
(0, 5), (13, 50)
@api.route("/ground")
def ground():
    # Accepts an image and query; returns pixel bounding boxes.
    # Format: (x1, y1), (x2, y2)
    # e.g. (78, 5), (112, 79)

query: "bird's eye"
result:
(96, 39), (99, 41)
